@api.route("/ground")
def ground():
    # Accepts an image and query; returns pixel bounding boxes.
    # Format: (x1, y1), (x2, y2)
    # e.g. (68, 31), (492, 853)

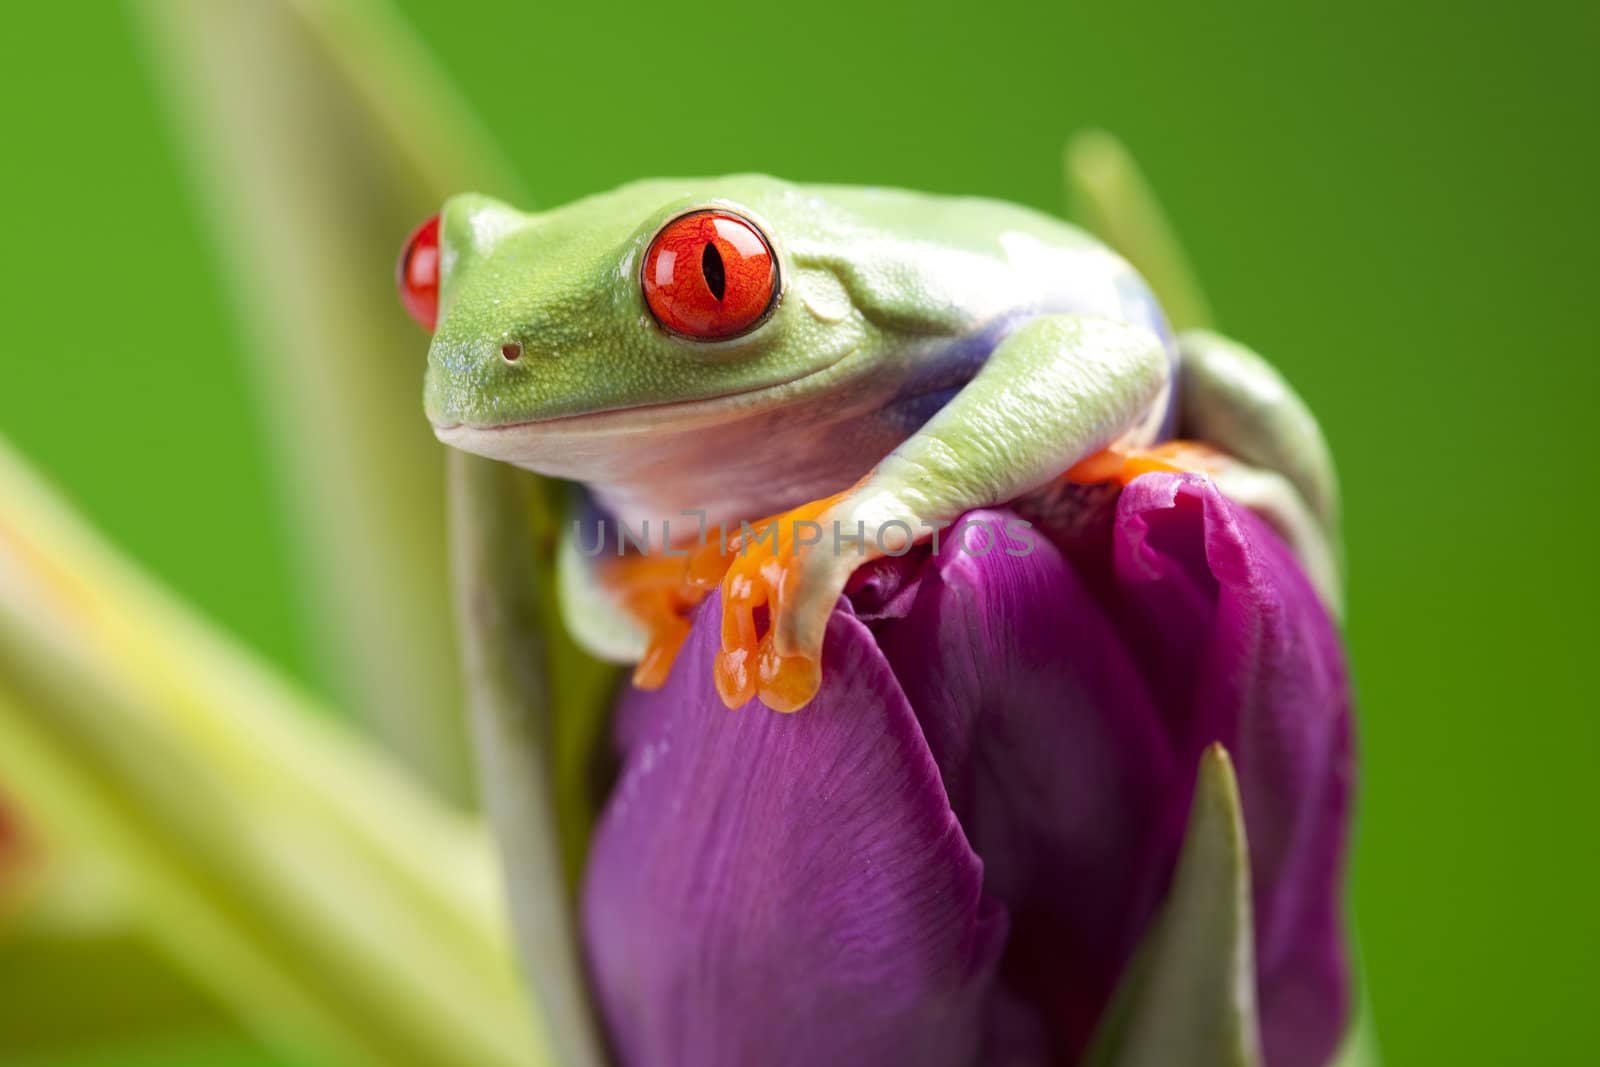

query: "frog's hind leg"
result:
(1065, 330), (1344, 615)
(1173, 329), (1343, 615)
(1174, 329), (1339, 534)
(1064, 134), (1342, 612)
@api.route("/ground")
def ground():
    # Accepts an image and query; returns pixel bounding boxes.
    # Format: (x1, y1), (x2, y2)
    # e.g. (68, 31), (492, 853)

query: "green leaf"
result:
(1065, 130), (1215, 333)
(0, 855), (232, 1058)
(0, 437), (545, 1067)
(1084, 744), (1264, 1067)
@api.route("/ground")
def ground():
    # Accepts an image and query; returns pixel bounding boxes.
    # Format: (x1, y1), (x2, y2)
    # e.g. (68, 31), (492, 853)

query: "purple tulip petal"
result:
(582, 604), (1007, 1067)
(1111, 474), (1352, 1067)
(870, 512), (1181, 1062)
(867, 478), (1350, 1065)
(583, 472), (1352, 1067)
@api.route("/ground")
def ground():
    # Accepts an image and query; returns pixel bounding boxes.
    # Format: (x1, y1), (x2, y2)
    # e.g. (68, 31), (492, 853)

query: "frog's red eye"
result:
(397, 214), (441, 331)
(642, 210), (777, 339)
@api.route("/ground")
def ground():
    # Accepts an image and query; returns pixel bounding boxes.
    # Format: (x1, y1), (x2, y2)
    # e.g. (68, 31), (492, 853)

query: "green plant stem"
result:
(128, 0), (521, 804)
(448, 451), (609, 1067)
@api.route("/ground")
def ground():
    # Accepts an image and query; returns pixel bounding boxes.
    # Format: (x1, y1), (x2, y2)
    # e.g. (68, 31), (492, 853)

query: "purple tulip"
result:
(582, 472), (1353, 1067)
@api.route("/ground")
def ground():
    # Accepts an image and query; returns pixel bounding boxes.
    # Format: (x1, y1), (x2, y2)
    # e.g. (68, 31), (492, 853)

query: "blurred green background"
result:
(2, 0), (1595, 1064)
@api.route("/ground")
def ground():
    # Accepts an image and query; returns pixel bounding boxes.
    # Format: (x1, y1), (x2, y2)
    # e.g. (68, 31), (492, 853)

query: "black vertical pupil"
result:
(701, 241), (726, 302)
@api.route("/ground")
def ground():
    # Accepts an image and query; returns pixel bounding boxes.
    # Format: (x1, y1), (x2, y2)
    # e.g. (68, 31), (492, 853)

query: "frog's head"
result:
(409, 176), (906, 454)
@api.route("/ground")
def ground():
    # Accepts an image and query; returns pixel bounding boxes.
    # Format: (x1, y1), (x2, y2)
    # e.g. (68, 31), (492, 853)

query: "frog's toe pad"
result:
(714, 640), (821, 713)
(711, 493), (846, 712)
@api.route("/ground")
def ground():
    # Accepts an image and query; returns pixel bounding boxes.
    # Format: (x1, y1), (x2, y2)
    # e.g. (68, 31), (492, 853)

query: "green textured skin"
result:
(425, 174), (1116, 430)
(426, 175), (1337, 666)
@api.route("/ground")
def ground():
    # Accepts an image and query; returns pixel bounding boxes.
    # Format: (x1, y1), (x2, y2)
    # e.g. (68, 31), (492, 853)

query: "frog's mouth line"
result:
(431, 345), (865, 447)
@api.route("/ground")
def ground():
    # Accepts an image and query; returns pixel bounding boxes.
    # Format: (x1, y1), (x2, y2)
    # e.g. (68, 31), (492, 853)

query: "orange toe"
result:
(608, 488), (853, 711)
(711, 491), (848, 712)
(1066, 440), (1228, 487)
(602, 552), (711, 691)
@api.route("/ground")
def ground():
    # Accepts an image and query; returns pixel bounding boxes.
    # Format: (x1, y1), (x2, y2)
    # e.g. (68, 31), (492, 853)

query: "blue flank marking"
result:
(877, 313), (1031, 434)
(876, 274), (1180, 441)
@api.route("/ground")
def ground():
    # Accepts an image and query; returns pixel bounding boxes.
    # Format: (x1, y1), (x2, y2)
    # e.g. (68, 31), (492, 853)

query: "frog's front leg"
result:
(711, 314), (1170, 712)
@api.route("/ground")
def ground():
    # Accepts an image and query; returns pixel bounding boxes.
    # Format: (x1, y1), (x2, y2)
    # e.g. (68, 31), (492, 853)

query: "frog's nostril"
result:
(500, 342), (523, 363)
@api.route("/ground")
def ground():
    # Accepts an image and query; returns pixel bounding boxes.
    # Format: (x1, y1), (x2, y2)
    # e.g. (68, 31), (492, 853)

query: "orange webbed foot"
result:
(601, 553), (708, 691)
(696, 491), (850, 713)
(606, 489), (861, 713)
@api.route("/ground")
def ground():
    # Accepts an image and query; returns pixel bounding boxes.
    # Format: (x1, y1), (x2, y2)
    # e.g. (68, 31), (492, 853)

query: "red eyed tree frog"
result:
(400, 175), (1339, 712)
